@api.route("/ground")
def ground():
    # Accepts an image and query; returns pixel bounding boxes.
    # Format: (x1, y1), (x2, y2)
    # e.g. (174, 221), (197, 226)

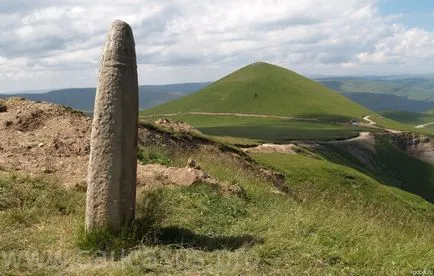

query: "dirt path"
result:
(362, 115), (402, 134)
(334, 131), (372, 143)
(415, 122), (434, 129)
(141, 112), (319, 121)
(242, 131), (373, 154)
(363, 116), (376, 125)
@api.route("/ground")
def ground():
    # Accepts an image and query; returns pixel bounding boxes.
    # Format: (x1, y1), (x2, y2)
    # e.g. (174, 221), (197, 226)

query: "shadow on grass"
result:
(157, 226), (262, 251)
(78, 188), (261, 258)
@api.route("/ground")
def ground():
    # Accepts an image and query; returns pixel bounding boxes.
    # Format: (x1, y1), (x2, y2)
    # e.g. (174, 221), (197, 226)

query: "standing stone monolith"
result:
(85, 20), (138, 232)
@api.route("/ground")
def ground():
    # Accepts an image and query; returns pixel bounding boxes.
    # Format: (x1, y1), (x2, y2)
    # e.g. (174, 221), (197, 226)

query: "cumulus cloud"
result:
(0, 0), (434, 92)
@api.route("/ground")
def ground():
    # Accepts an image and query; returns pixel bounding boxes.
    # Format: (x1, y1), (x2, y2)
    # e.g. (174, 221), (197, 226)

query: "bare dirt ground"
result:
(243, 143), (297, 154)
(0, 98), (92, 186)
(0, 99), (246, 192)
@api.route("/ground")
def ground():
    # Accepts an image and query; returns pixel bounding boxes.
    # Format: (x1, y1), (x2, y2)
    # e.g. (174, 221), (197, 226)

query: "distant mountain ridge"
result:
(341, 92), (434, 113)
(0, 83), (210, 112)
(317, 76), (434, 101)
(3, 72), (434, 114)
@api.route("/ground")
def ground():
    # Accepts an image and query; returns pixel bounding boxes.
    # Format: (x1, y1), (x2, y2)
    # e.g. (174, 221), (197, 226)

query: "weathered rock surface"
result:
(155, 118), (201, 134)
(137, 159), (246, 198)
(86, 20), (139, 232)
(389, 133), (434, 164)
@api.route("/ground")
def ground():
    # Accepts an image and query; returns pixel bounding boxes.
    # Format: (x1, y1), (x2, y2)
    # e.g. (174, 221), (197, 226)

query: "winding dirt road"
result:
(415, 122), (434, 129)
(141, 112), (320, 121)
(145, 112), (406, 153)
(363, 116), (376, 125)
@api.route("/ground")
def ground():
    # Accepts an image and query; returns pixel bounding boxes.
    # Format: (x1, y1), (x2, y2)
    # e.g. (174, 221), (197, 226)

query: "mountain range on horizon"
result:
(2, 65), (434, 114)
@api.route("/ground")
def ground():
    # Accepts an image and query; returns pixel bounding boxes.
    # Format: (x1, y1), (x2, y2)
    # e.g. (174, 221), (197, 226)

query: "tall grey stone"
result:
(85, 20), (138, 232)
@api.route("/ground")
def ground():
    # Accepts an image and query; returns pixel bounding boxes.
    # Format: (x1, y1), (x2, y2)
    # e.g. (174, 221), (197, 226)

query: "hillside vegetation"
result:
(1, 134), (433, 275)
(144, 62), (373, 121)
(380, 111), (434, 135)
(318, 135), (434, 203)
(381, 110), (434, 125)
(0, 98), (433, 274)
(141, 114), (374, 142)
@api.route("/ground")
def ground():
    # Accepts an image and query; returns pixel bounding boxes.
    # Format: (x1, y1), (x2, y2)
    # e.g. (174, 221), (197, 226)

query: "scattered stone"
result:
(43, 168), (55, 174)
(259, 168), (290, 194)
(3, 120), (12, 127)
(86, 20), (139, 232)
(137, 161), (246, 198)
(155, 118), (201, 134)
(244, 143), (296, 154)
(186, 158), (201, 170)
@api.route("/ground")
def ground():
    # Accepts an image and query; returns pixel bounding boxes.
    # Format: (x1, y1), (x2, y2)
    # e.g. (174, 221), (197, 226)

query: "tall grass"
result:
(1, 145), (433, 275)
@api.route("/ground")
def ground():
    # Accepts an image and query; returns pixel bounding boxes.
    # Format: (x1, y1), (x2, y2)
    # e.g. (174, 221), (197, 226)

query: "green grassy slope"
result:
(316, 136), (434, 203)
(381, 110), (434, 125)
(379, 111), (434, 135)
(144, 62), (373, 121)
(374, 137), (434, 202)
(1, 144), (433, 275)
(252, 152), (433, 215)
(141, 114), (373, 142)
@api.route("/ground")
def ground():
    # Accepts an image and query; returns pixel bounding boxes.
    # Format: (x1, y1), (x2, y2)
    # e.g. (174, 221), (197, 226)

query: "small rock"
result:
(43, 168), (54, 174)
(38, 143), (45, 148)
(3, 120), (12, 127)
(186, 158), (201, 170)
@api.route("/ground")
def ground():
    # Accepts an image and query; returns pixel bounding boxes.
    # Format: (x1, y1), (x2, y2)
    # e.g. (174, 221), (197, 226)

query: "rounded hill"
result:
(144, 62), (373, 121)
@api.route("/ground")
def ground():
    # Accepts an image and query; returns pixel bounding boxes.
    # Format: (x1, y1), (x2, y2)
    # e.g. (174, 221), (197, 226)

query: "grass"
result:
(143, 62), (373, 121)
(381, 110), (434, 126)
(380, 110), (434, 135)
(364, 114), (434, 136)
(252, 152), (433, 213)
(77, 190), (167, 257)
(140, 114), (373, 142)
(312, 136), (434, 204)
(1, 143), (433, 274)
(137, 146), (173, 166)
(374, 136), (434, 203)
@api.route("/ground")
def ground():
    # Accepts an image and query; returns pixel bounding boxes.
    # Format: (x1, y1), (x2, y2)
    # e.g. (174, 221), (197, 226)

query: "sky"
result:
(0, 0), (434, 93)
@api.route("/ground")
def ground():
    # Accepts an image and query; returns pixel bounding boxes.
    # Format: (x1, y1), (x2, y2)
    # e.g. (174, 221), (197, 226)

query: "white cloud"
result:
(0, 0), (434, 92)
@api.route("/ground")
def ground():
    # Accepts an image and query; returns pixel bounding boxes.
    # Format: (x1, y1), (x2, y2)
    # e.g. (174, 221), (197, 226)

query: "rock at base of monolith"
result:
(85, 20), (138, 232)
